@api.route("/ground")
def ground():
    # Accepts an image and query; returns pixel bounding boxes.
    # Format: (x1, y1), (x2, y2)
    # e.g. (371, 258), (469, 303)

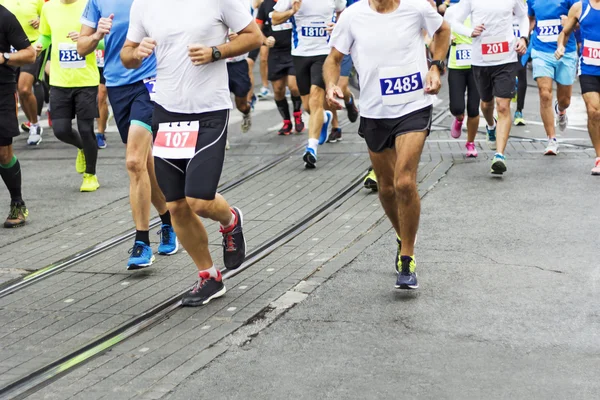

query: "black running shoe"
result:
(293, 111), (305, 133)
(395, 256), (418, 290)
(303, 147), (317, 169)
(278, 120), (293, 136)
(346, 95), (359, 123)
(328, 128), (342, 143)
(220, 207), (246, 270)
(181, 270), (226, 307)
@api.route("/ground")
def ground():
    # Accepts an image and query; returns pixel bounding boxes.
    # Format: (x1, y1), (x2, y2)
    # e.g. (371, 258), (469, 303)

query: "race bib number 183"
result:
(378, 65), (424, 106)
(153, 121), (199, 159)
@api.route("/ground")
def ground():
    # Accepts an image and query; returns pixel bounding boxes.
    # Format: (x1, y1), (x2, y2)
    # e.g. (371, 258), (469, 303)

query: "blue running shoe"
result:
(318, 111), (333, 145)
(486, 121), (497, 151)
(127, 241), (155, 270)
(157, 224), (178, 255)
(395, 256), (418, 289)
(303, 147), (317, 169)
(96, 134), (107, 149)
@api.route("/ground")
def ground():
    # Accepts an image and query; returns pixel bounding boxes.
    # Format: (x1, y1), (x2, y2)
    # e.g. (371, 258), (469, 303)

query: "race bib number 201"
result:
(378, 65), (424, 106)
(153, 121), (199, 160)
(481, 36), (510, 63)
(582, 39), (600, 67)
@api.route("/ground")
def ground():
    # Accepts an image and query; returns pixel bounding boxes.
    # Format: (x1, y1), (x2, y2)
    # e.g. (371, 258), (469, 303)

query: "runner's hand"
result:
(265, 36), (276, 48)
(135, 37), (157, 61)
(29, 18), (40, 29)
(555, 44), (566, 60)
(425, 69), (441, 95)
(292, 0), (302, 14)
(560, 15), (568, 26)
(471, 24), (485, 38)
(326, 86), (344, 110)
(229, 32), (238, 41)
(515, 38), (527, 55)
(68, 31), (80, 42)
(325, 22), (335, 33)
(34, 42), (43, 57)
(94, 14), (114, 40)
(188, 44), (212, 66)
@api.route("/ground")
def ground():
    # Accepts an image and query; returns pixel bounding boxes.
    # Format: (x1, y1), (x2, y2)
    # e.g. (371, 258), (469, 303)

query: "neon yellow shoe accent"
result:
(80, 173), (100, 192)
(363, 169), (378, 192)
(76, 149), (86, 174)
(396, 254), (416, 274)
(408, 256), (416, 273)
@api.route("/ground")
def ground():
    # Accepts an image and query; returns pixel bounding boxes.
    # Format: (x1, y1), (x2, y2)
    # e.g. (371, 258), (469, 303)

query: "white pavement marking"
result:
(266, 268), (274, 272)
(139, 348), (150, 352)
(227, 307), (237, 312)
(121, 282), (129, 286)
(64, 299), (74, 303)
(201, 325), (211, 330)
(238, 286), (248, 290)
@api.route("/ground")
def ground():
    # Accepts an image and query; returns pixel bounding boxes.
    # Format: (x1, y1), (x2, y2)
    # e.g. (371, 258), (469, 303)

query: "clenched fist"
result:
(135, 37), (157, 61)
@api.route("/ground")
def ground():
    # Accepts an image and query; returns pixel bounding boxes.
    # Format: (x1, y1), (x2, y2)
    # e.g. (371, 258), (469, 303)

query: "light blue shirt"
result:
(81, 0), (157, 87)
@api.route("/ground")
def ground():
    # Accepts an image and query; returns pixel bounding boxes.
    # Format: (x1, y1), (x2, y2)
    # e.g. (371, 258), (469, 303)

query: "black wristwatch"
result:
(430, 60), (446, 75)
(211, 46), (222, 62)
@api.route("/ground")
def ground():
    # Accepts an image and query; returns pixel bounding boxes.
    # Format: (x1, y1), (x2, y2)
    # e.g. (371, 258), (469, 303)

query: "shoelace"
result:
(8, 205), (21, 220)
(401, 259), (412, 275)
(129, 243), (145, 257)
(222, 233), (236, 252)
(158, 225), (171, 244)
(191, 278), (208, 293)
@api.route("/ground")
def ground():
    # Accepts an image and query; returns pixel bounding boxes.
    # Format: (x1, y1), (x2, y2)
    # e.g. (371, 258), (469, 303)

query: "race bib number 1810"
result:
(301, 26), (327, 37)
(153, 121), (199, 159)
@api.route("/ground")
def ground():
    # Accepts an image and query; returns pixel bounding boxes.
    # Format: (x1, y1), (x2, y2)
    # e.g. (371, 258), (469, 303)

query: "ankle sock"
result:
(136, 230), (150, 246)
(200, 265), (220, 280)
(160, 211), (172, 226)
(221, 209), (236, 230)
(308, 138), (319, 151)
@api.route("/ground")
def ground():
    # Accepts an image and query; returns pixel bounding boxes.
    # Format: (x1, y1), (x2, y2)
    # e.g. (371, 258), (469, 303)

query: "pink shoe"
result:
(451, 118), (463, 139)
(466, 142), (478, 158)
(592, 158), (600, 176)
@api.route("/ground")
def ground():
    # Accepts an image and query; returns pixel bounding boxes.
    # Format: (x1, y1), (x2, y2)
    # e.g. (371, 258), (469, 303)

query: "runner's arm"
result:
(78, 25), (101, 57)
(324, 48), (345, 92)
(33, 34), (50, 51)
(558, 1), (581, 46)
(1, 11), (36, 67)
(272, 0), (294, 26)
(444, 0), (473, 38)
(514, 0), (530, 44)
(218, 21), (263, 60)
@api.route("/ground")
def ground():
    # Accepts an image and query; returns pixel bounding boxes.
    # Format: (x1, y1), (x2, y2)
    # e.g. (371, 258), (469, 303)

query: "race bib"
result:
(301, 25), (327, 38)
(269, 12), (292, 31)
(58, 43), (86, 69)
(144, 77), (157, 101)
(95, 49), (105, 68)
(582, 39), (600, 67)
(536, 19), (562, 43)
(513, 24), (521, 39)
(455, 44), (472, 67)
(9, 46), (17, 53)
(481, 36), (510, 63)
(153, 121), (199, 159)
(378, 64), (424, 106)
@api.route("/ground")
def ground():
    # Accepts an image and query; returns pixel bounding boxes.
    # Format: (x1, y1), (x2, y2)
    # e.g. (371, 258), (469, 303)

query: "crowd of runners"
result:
(0, 0), (598, 298)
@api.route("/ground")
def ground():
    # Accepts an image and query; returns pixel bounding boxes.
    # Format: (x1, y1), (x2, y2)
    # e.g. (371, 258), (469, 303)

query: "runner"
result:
(2, 0), (45, 145)
(529, 0), (579, 156)
(226, 33), (253, 133)
(447, 0), (529, 175)
(325, 0), (450, 288)
(79, 0), (179, 269)
(513, 12), (528, 127)
(95, 45), (108, 148)
(123, 0), (261, 305)
(0, 4), (36, 227)
(273, 0), (347, 169)
(251, 0), (271, 101)
(34, 0), (100, 192)
(256, 0), (305, 136)
(556, 0), (600, 174)
(445, 7), (481, 158)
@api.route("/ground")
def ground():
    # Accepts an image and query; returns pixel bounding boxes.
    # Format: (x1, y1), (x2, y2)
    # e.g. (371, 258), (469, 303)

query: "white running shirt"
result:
(274, 0), (346, 57)
(127, 0), (253, 114)
(329, 0), (442, 119)
(446, 0), (528, 67)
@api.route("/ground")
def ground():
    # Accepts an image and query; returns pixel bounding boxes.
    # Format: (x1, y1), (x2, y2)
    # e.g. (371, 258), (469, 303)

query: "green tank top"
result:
(449, 17), (473, 70)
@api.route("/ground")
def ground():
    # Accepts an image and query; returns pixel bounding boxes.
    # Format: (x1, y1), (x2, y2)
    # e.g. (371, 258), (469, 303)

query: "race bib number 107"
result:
(153, 121), (199, 159)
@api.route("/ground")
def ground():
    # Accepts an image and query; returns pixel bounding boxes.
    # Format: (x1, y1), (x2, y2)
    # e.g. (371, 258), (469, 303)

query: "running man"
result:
(0, 4), (36, 227)
(273, 0), (347, 169)
(35, 0), (100, 192)
(226, 33), (253, 134)
(2, 0), (45, 145)
(513, 13), (528, 127)
(556, 0), (600, 174)
(447, 0), (529, 175)
(122, 0), (261, 305)
(529, 0), (579, 156)
(78, 0), (179, 269)
(445, 7), (481, 157)
(256, 0), (305, 136)
(95, 46), (108, 149)
(325, 0), (450, 289)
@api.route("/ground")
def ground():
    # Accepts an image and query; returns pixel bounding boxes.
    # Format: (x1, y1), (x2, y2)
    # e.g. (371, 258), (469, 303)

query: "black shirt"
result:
(0, 5), (31, 86)
(256, 0), (292, 53)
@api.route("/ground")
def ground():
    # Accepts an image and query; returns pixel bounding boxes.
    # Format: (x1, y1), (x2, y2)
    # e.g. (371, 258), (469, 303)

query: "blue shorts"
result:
(340, 54), (353, 77)
(532, 49), (578, 86)
(106, 81), (153, 143)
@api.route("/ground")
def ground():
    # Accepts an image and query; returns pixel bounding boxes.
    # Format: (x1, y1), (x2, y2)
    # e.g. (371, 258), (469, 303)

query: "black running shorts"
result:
(152, 104), (229, 202)
(0, 85), (19, 145)
(472, 62), (518, 102)
(293, 55), (326, 96)
(248, 48), (260, 62)
(227, 60), (252, 99)
(580, 74), (600, 95)
(50, 86), (99, 120)
(19, 49), (46, 80)
(268, 51), (295, 82)
(358, 106), (432, 153)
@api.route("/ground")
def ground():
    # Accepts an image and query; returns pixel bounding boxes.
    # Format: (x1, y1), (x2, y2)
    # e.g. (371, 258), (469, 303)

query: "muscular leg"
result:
(234, 96), (251, 115)
(583, 92), (600, 157)
(369, 147), (400, 236)
(536, 77), (556, 139)
(480, 99), (496, 127)
(556, 83), (572, 114)
(146, 152), (168, 215)
(97, 84), (109, 134)
(246, 58), (256, 104)
(467, 116), (480, 143)
(126, 126), (154, 231)
(259, 46), (269, 89)
(495, 98), (512, 155)
(308, 86), (325, 141)
(17, 72), (38, 125)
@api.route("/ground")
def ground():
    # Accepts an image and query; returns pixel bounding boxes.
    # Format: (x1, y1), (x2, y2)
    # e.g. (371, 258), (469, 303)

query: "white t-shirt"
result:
(127, 0), (253, 114)
(274, 0), (346, 57)
(329, 0), (442, 119)
(446, 0), (528, 67)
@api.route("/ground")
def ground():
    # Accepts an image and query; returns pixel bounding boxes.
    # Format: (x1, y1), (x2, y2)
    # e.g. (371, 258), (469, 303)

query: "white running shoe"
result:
(241, 112), (252, 133)
(256, 86), (271, 99)
(544, 138), (559, 155)
(555, 101), (568, 132)
(27, 125), (43, 146)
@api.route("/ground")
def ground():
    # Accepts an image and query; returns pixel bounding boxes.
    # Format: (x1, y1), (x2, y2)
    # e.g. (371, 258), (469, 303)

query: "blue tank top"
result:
(579, 0), (600, 76)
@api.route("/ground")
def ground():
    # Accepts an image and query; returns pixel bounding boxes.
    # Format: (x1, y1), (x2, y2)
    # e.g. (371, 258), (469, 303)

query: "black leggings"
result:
(516, 61), (528, 112)
(53, 118), (97, 175)
(448, 68), (480, 118)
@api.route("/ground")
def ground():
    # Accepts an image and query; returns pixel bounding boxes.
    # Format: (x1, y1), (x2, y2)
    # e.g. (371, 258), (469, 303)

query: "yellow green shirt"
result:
(449, 17), (473, 70)
(39, 0), (99, 88)
(0, 0), (44, 42)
